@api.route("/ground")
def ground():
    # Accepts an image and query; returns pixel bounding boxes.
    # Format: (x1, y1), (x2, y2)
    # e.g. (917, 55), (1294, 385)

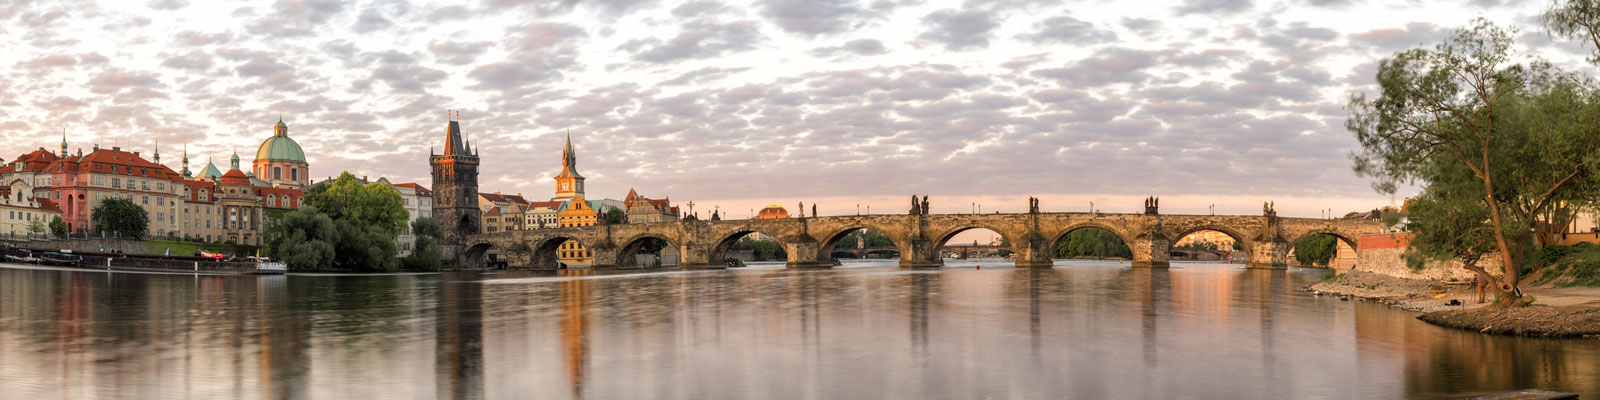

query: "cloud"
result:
(1031, 47), (1163, 87)
(757, 0), (872, 37)
(621, 19), (763, 63)
(1176, 0), (1253, 15)
(809, 38), (888, 57)
(918, 9), (998, 51)
(1018, 15), (1116, 45)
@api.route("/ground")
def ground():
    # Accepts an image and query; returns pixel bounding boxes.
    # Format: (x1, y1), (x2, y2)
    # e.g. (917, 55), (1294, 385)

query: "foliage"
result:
(832, 229), (895, 248)
(90, 197), (149, 239)
(48, 216), (66, 237)
(731, 236), (785, 261)
(1053, 228), (1131, 259)
(603, 207), (626, 224)
(268, 206), (338, 270)
(1545, 0), (1600, 66)
(1293, 235), (1339, 266)
(27, 218), (44, 234)
(1347, 19), (1600, 305)
(302, 173), (409, 237)
(401, 217), (444, 271)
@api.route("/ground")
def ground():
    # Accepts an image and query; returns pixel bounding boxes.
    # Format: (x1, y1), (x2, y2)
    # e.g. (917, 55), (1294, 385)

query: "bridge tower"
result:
(430, 113), (482, 265)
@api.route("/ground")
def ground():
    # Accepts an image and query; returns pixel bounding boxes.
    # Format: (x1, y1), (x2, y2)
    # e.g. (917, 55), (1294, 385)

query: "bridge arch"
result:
(464, 241), (496, 269)
(932, 225), (1014, 261)
(1165, 225), (1255, 259)
(1284, 230), (1359, 269)
(710, 229), (789, 265)
(530, 234), (593, 269)
(1049, 222), (1136, 261)
(614, 233), (680, 268)
(817, 224), (904, 263)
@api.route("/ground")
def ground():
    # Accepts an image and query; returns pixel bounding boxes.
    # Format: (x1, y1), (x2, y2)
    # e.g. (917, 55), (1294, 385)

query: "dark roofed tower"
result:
(430, 113), (481, 257)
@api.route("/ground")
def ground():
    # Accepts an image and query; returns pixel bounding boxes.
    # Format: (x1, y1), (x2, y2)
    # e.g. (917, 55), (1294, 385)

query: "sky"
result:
(0, 0), (1591, 222)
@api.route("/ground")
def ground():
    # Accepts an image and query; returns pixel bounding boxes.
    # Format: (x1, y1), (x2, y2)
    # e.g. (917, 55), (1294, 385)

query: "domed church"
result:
(253, 117), (309, 188)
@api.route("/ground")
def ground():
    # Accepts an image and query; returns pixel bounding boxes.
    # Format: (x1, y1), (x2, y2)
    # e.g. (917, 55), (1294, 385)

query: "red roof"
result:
(35, 198), (61, 213)
(37, 147), (183, 182)
(527, 201), (561, 209)
(8, 148), (60, 171)
(393, 182), (432, 197)
(183, 179), (217, 203)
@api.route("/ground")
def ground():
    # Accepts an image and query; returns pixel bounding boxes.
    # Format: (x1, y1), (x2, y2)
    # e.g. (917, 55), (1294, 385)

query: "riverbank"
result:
(1311, 270), (1600, 337)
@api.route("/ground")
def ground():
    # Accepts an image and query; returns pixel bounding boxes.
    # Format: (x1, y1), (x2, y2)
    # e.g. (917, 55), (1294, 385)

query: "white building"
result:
(391, 182), (433, 255)
(1, 179), (62, 236)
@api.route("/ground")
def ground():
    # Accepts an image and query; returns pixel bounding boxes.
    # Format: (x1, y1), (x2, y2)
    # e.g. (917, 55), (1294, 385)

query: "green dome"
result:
(255, 135), (306, 163)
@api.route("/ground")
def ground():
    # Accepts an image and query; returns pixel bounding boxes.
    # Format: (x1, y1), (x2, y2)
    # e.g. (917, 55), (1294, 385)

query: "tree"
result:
(603, 207), (626, 224)
(1293, 235), (1338, 266)
(1347, 20), (1600, 305)
(1053, 228), (1132, 259)
(91, 197), (149, 239)
(48, 216), (67, 238)
(402, 217), (444, 271)
(27, 219), (45, 235)
(267, 206), (338, 271)
(303, 173), (409, 237)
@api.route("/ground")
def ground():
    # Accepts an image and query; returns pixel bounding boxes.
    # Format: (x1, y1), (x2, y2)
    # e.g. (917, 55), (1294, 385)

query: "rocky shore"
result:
(1310, 270), (1600, 337)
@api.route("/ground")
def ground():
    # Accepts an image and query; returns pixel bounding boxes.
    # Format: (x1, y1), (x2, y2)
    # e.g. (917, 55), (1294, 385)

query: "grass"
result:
(1531, 244), (1600, 287)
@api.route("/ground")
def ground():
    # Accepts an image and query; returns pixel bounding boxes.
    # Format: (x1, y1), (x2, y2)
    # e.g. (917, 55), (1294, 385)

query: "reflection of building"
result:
(756, 204), (789, 219)
(623, 188), (678, 223)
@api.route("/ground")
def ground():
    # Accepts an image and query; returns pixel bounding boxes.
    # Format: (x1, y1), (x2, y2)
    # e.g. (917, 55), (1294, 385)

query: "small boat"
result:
(39, 252), (83, 267)
(5, 254), (40, 264)
(725, 258), (747, 268)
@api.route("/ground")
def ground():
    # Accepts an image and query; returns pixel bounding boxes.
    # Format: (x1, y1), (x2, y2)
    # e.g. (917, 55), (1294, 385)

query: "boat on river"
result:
(39, 252), (83, 267)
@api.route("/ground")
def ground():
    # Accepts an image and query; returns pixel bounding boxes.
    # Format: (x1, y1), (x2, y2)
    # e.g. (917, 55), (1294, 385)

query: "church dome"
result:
(256, 120), (306, 163)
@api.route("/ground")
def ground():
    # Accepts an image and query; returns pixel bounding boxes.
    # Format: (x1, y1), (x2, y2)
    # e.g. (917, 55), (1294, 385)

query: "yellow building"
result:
(756, 205), (790, 219)
(557, 196), (598, 264)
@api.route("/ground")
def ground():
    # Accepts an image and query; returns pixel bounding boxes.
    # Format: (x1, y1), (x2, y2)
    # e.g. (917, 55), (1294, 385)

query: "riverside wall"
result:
(1352, 233), (1495, 282)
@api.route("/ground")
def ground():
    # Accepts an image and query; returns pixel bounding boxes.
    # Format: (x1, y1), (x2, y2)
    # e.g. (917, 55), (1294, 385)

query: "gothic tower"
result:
(552, 132), (585, 201)
(431, 113), (481, 250)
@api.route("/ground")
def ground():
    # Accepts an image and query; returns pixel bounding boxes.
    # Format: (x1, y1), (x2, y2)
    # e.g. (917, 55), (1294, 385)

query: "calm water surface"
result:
(1, 260), (1596, 399)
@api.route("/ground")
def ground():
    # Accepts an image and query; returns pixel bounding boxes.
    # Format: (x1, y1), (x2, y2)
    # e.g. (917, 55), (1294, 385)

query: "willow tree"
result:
(1347, 20), (1600, 305)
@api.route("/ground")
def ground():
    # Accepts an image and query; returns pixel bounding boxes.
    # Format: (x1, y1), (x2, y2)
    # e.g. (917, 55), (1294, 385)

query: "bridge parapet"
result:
(456, 212), (1385, 270)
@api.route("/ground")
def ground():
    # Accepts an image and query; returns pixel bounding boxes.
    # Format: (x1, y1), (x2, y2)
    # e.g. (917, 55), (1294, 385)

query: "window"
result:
(273, 167), (281, 180)
(141, 196), (148, 205)
(111, 178), (120, 188)
(156, 182), (165, 191)
(291, 168), (298, 181)
(94, 176), (105, 186)
(141, 181), (149, 191)
(156, 198), (164, 206)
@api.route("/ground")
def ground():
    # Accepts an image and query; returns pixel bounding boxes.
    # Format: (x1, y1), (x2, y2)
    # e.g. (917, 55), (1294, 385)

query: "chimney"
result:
(133, 151), (140, 157)
(112, 146), (119, 151)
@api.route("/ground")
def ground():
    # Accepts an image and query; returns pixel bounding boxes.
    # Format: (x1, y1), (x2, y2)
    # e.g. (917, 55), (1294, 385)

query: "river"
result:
(0, 260), (1595, 399)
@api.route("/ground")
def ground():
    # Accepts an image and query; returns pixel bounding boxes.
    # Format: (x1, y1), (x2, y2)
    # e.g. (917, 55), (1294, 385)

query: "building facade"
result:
(623, 188), (679, 224)
(252, 118), (310, 189)
(430, 116), (481, 248)
(556, 195), (599, 264)
(0, 179), (62, 236)
(392, 182), (433, 255)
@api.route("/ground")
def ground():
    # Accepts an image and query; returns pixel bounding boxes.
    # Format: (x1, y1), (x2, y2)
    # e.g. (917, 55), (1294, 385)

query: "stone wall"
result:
(1352, 233), (1497, 282)
(2, 238), (148, 254)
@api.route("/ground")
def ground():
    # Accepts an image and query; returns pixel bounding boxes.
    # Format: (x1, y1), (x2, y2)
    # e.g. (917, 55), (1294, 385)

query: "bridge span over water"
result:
(456, 211), (1381, 270)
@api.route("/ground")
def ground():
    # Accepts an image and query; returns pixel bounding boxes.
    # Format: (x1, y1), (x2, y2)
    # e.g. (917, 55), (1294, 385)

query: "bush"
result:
(1537, 244), (1577, 267)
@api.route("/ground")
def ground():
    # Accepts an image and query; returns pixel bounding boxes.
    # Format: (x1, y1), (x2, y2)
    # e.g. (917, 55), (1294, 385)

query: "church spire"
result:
(181, 141), (191, 178)
(153, 138), (161, 164)
(558, 130), (581, 178)
(441, 110), (466, 157)
(60, 128), (67, 157)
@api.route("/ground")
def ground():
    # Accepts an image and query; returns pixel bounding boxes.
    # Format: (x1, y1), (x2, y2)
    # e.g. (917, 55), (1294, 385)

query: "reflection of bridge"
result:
(458, 211), (1380, 270)
(830, 246), (902, 259)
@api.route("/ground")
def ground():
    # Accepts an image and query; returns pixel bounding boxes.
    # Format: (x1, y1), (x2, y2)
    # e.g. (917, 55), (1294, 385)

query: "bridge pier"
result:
(785, 240), (829, 269)
(899, 238), (943, 269)
(1130, 237), (1171, 268)
(1247, 240), (1290, 269)
(1011, 232), (1054, 268)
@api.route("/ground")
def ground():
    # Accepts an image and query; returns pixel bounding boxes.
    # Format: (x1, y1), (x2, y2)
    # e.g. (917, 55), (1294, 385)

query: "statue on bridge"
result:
(921, 196), (929, 215)
(798, 202), (805, 218)
(910, 195), (921, 215)
(1144, 196), (1159, 215)
(1028, 197), (1040, 214)
(712, 210), (720, 221)
(812, 204), (817, 218)
(1263, 201), (1277, 218)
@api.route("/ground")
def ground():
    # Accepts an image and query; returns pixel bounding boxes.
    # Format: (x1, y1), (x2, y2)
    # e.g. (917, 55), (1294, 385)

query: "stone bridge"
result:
(456, 212), (1382, 270)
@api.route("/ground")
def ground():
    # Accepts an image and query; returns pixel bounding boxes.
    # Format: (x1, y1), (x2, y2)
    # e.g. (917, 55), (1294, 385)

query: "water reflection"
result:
(0, 262), (1598, 399)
